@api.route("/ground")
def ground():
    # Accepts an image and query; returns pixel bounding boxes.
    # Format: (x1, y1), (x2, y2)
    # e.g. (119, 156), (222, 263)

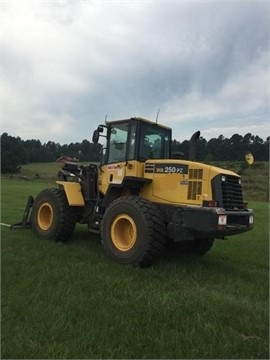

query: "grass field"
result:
(1, 174), (269, 359)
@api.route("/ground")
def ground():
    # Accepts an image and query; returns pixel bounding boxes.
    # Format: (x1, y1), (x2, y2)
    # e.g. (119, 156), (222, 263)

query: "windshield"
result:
(139, 122), (171, 160)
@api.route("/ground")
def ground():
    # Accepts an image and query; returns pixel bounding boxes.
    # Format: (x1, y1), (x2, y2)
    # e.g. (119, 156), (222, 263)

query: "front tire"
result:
(31, 188), (76, 242)
(101, 196), (165, 267)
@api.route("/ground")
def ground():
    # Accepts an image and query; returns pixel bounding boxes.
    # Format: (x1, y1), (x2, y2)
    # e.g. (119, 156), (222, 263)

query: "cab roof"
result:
(105, 117), (172, 131)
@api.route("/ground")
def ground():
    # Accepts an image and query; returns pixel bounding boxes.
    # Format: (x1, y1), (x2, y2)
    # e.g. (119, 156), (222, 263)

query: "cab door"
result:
(99, 122), (129, 195)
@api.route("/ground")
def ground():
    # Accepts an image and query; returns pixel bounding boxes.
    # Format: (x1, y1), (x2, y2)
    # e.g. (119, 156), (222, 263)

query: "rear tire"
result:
(101, 196), (165, 267)
(31, 188), (76, 242)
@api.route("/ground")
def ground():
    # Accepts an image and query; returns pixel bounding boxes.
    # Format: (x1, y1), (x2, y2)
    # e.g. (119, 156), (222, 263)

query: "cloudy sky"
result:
(2, 0), (270, 145)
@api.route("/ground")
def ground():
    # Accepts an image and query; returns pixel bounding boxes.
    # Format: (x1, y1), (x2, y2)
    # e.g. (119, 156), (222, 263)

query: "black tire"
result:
(101, 196), (165, 267)
(167, 237), (215, 255)
(31, 188), (76, 242)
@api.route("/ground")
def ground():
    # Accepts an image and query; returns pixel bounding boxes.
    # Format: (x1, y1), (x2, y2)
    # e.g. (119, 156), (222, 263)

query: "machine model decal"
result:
(155, 163), (189, 174)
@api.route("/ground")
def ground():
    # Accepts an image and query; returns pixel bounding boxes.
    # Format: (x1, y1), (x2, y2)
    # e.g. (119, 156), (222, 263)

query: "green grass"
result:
(241, 162), (269, 202)
(1, 177), (269, 359)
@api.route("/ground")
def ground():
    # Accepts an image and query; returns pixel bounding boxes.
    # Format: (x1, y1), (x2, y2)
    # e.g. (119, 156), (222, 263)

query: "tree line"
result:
(1, 132), (269, 173)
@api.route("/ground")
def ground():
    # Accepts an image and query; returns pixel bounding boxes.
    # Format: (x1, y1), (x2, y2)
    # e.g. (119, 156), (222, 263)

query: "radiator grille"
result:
(188, 181), (202, 200)
(189, 168), (203, 179)
(222, 175), (244, 210)
(188, 169), (203, 200)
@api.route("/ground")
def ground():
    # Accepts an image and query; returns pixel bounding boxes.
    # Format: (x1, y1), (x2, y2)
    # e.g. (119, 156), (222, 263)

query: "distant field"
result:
(1, 177), (269, 359)
(19, 162), (66, 179)
(222, 161), (269, 202)
(12, 160), (270, 202)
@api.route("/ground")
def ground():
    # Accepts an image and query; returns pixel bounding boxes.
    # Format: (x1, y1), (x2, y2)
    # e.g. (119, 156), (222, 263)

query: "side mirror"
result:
(92, 125), (105, 144)
(92, 129), (99, 144)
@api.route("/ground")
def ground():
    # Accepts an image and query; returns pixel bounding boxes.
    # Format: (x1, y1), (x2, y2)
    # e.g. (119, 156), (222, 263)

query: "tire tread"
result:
(101, 196), (166, 267)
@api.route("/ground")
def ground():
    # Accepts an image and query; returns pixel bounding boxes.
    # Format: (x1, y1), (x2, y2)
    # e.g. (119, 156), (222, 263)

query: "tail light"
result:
(203, 200), (218, 207)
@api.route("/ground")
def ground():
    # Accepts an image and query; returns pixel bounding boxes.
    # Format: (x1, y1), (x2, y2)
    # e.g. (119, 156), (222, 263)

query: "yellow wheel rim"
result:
(37, 202), (54, 230)
(111, 214), (137, 251)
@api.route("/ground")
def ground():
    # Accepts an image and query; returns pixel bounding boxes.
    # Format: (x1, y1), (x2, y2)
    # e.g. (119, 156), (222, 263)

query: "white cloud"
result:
(2, 1), (270, 144)
(160, 50), (269, 140)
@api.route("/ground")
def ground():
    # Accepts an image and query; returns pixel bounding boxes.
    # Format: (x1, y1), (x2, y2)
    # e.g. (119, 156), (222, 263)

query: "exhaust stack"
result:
(189, 131), (200, 161)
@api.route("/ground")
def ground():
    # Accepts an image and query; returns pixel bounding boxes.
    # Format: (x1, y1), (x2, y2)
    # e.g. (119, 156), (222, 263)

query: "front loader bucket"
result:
(11, 196), (34, 229)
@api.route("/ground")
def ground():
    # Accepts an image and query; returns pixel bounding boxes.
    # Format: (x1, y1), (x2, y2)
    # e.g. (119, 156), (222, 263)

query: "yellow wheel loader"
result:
(14, 117), (254, 267)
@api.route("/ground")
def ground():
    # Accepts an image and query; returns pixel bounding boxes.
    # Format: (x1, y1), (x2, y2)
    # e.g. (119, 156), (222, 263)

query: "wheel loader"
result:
(15, 117), (254, 267)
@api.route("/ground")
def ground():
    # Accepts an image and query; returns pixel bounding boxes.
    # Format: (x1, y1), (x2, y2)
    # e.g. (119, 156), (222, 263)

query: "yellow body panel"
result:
(56, 181), (85, 206)
(142, 160), (239, 205)
(99, 161), (146, 195)
(142, 160), (203, 205)
(98, 159), (240, 206)
(125, 160), (145, 178)
(99, 162), (125, 195)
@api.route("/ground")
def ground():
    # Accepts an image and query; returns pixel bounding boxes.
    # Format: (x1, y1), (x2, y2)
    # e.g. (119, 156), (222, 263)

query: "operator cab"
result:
(93, 117), (172, 164)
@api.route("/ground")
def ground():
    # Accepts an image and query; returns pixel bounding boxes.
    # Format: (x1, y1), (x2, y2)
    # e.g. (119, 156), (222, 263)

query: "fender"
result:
(56, 181), (85, 206)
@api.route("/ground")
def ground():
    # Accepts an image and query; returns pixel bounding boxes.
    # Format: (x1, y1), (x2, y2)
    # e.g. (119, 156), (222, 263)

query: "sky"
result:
(2, 0), (270, 145)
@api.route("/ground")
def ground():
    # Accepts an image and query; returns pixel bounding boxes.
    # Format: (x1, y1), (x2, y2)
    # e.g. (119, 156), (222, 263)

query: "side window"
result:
(127, 124), (136, 160)
(139, 123), (171, 160)
(164, 135), (170, 158)
(139, 134), (158, 159)
(108, 124), (128, 163)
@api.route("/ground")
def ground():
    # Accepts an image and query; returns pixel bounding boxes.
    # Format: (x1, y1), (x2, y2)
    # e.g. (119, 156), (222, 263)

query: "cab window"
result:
(107, 123), (128, 163)
(139, 123), (171, 161)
